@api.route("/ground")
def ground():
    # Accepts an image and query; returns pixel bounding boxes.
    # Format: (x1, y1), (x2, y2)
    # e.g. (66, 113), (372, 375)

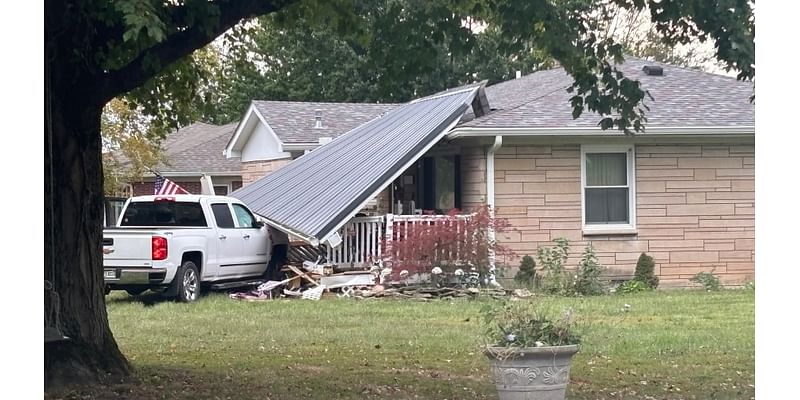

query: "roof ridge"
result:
(621, 55), (748, 82)
(251, 100), (399, 106)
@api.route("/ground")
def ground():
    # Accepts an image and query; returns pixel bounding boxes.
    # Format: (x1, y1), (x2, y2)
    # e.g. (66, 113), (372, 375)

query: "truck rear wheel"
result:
(175, 261), (201, 302)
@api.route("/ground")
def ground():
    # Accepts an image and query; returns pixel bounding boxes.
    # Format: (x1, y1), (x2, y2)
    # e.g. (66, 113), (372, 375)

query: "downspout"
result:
(486, 135), (502, 287)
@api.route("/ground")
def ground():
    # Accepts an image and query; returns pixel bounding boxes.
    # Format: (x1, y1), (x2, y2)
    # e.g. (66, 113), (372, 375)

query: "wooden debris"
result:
(362, 284), (508, 300)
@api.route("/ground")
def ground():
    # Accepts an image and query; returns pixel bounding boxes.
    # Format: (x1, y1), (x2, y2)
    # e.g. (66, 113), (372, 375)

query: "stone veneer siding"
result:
(486, 143), (754, 287)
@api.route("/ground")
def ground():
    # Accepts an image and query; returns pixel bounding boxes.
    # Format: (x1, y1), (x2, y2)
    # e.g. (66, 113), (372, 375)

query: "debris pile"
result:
(229, 244), (511, 301)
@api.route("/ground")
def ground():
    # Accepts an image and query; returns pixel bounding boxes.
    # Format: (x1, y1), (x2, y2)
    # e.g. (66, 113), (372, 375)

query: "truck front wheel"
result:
(175, 261), (201, 302)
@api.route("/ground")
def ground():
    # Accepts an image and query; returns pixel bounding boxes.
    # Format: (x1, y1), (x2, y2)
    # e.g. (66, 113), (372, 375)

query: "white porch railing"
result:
(324, 213), (473, 267)
(326, 215), (385, 265)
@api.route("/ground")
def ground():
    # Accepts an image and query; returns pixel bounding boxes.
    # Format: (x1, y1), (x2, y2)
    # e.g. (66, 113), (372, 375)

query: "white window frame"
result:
(580, 144), (637, 235)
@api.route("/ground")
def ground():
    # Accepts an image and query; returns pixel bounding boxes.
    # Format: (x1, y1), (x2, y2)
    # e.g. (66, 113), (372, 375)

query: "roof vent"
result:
(314, 109), (323, 128)
(642, 65), (664, 76)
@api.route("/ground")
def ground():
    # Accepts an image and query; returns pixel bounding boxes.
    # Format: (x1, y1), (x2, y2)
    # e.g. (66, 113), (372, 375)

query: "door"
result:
(232, 203), (270, 276)
(209, 203), (245, 278)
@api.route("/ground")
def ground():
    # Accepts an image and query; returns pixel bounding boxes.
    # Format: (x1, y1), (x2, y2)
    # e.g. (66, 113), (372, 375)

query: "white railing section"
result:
(324, 213), (473, 267)
(326, 216), (385, 265)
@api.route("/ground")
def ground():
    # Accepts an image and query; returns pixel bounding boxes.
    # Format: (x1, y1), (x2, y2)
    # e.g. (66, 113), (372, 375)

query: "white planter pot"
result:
(484, 345), (579, 400)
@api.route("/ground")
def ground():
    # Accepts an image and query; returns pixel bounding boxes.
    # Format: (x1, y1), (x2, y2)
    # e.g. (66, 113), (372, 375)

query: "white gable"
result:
(224, 104), (290, 162)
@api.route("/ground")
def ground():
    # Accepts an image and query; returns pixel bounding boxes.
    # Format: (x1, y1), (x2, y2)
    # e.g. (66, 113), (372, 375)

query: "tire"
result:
(125, 287), (148, 296)
(175, 261), (201, 303)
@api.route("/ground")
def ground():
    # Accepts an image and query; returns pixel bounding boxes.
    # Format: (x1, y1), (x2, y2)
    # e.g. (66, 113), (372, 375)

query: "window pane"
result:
(586, 153), (627, 186)
(210, 203), (235, 228)
(214, 186), (229, 195)
(585, 188), (629, 224)
(120, 202), (207, 227)
(435, 156), (455, 211)
(232, 204), (256, 228)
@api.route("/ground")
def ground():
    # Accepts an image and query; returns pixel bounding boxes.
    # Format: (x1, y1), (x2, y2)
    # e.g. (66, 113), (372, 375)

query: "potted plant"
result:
(481, 301), (581, 400)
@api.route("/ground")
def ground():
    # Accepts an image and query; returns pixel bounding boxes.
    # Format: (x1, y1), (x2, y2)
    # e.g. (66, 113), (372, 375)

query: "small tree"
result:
(514, 255), (537, 287)
(536, 238), (572, 295)
(634, 252), (659, 289)
(574, 244), (606, 296)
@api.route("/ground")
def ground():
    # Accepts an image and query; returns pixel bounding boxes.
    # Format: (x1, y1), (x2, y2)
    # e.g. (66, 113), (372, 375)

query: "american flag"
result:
(154, 175), (189, 195)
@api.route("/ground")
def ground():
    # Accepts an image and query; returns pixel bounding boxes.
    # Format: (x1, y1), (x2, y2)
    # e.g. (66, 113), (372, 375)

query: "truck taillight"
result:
(152, 236), (168, 260)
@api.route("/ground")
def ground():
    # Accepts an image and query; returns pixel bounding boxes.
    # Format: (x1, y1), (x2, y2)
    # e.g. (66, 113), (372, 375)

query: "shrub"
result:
(536, 238), (573, 295)
(574, 244), (606, 296)
(616, 280), (648, 294)
(634, 252), (659, 289)
(690, 268), (721, 291)
(381, 205), (516, 285)
(481, 301), (581, 348)
(513, 255), (537, 287)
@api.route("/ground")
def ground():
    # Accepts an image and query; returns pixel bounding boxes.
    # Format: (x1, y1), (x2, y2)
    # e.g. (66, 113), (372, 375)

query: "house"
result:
(129, 122), (244, 196)
(230, 57), (754, 287)
(223, 100), (398, 186)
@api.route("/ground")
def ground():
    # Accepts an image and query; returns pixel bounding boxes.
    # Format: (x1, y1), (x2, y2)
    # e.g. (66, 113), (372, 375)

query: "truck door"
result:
(209, 202), (245, 278)
(231, 203), (270, 275)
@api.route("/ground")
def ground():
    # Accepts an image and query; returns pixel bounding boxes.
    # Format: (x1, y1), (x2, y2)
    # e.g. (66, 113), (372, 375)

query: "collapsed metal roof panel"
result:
(230, 85), (483, 245)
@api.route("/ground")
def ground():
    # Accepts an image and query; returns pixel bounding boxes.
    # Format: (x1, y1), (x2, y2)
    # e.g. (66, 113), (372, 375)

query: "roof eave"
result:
(447, 125), (756, 139)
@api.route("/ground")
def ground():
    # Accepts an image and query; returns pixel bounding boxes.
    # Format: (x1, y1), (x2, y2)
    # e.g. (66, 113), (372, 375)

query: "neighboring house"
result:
(224, 100), (398, 186)
(130, 122), (244, 196)
(230, 57), (755, 287)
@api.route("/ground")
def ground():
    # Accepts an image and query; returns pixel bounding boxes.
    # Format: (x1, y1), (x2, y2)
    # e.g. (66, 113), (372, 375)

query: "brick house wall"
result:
(132, 179), (243, 196)
(485, 142), (754, 287)
(242, 158), (292, 185)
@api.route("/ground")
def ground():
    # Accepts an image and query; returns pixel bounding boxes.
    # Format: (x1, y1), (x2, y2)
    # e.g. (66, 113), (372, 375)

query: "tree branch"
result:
(98, 0), (299, 103)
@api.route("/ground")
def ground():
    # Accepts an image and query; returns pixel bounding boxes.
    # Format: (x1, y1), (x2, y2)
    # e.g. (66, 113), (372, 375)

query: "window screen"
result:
(584, 152), (630, 225)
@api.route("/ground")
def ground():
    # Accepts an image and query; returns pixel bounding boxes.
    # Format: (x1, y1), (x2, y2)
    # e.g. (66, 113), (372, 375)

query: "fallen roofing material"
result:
(231, 84), (484, 246)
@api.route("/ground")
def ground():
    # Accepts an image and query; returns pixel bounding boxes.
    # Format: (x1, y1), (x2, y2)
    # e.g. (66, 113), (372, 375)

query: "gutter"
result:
(486, 135), (502, 274)
(486, 135), (503, 210)
(447, 126), (755, 139)
(255, 213), (320, 247)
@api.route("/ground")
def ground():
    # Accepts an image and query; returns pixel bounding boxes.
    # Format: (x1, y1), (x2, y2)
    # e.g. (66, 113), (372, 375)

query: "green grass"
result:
(49, 289), (754, 399)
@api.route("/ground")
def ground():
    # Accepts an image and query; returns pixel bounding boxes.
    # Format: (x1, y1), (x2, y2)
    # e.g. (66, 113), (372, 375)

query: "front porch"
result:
(322, 213), (475, 269)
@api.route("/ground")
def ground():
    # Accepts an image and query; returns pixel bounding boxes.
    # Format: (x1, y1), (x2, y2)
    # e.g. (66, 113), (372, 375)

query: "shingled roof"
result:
(251, 101), (398, 144)
(154, 122), (241, 174)
(464, 57), (754, 129)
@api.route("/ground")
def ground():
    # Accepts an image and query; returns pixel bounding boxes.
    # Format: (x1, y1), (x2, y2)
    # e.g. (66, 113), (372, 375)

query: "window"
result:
(419, 155), (461, 213)
(232, 204), (257, 228)
(214, 185), (229, 196)
(581, 145), (636, 234)
(210, 203), (235, 228)
(120, 202), (207, 227)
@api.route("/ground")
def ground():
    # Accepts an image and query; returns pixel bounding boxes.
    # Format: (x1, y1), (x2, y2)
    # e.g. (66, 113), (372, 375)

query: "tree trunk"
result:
(44, 66), (130, 388)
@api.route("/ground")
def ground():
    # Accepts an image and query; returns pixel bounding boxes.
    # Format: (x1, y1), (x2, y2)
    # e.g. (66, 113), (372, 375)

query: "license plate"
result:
(104, 270), (116, 279)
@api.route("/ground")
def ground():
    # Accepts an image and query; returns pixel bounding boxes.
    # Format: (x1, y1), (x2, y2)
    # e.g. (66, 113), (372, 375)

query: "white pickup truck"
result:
(103, 194), (287, 302)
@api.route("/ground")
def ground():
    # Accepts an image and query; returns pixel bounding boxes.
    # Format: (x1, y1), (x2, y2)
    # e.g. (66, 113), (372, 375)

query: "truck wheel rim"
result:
(183, 269), (198, 300)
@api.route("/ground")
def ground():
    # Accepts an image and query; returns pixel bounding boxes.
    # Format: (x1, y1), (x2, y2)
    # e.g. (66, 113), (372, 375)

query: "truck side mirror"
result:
(253, 220), (266, 228)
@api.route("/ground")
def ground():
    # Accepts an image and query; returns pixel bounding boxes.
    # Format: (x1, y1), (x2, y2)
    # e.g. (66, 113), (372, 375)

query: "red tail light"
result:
(152, 236), (168, 260)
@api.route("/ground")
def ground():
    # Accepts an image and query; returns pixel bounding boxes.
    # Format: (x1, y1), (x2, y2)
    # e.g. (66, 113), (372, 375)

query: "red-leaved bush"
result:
(381, 205), (516, 277)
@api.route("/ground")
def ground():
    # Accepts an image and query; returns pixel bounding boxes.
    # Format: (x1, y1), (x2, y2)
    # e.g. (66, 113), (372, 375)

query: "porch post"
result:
(384, 213), (394, 265)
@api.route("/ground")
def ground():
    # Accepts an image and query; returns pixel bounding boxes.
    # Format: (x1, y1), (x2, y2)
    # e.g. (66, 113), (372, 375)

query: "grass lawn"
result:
(48, 289), (754, 399)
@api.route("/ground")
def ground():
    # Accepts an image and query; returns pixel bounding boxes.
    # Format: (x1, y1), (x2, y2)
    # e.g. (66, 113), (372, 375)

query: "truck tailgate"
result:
(103, 229), (158, 267)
